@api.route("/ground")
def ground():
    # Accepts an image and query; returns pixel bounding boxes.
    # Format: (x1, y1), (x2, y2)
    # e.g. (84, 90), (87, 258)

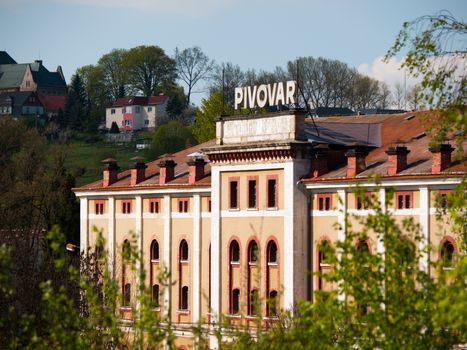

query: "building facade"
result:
(74, 109), (464, 349)
(105, 95), (168, 132)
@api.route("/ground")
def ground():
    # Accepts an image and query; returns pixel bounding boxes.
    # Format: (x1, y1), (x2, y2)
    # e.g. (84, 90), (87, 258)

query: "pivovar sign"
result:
(234, 81), (297, 110)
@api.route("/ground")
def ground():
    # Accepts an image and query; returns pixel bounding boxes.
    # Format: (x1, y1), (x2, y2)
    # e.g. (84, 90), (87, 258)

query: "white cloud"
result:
(357, 56), (419, 89)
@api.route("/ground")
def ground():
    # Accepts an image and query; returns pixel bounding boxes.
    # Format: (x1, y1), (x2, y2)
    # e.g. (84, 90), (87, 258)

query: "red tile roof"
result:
(74, 140), (216, 192)
(113, 95), (168, 107)
(303, 112), (466, 183)
(38, 95), (66, 112)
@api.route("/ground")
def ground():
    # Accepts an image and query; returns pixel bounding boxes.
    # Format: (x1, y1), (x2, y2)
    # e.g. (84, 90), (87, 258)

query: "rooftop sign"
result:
(234, 80), (297, 110)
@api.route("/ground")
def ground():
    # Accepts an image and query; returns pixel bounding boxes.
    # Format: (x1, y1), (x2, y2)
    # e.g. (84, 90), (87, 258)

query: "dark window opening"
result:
(150, 200), (160, 213)
(248, 289), (259, 316)
(231, 289), (240, 314)
(180, 286), (189, 310)
(123, 283), (131, 307)
(441, 240), (455, 267)
(151, 240), (159, 261)
(180, 240), (189, 261)
(248, 241), (259, 264)
(318, 194), (332, 211)
(267, 290), (278, 316)
(230, 240), (240, 263)
(267, 179), (277, 208)
(152, 284), (160, 307)
(230, 181), (238, 209)
(267, 241), (277, 263)
(248, 179), (257, 208)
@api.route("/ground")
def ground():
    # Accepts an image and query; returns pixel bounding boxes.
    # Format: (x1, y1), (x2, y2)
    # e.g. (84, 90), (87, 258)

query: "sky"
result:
(0, 0), (465, 106)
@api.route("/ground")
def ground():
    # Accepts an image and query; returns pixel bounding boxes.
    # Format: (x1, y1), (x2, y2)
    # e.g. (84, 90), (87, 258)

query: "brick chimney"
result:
(429, 144), (454, 173)
(345, 149), (367, 178)
(311, 151), (328, 178)
(187, 157), (206, 184)
(158, 159), (176, 184)
(102, 158), (119, 187)
(130, 156), (147, 186)
(385, 146), (410, 176)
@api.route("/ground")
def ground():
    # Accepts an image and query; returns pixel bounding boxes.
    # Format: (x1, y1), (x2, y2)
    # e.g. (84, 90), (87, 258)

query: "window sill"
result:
(120, 306), (132, 311)
(229, 208), (240, 211)
(247, 208), (258, 211)
(230, 262), (240, 266)
(266, 207), (278, 211)
(176, 309), (190, 315)
(226, 314), (241, 319)
(267, 262), (278, 266)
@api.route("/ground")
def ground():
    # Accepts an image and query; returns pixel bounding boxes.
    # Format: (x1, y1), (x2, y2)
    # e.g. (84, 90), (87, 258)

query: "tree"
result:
(149, 120), (196, 158)
(377, 82), (392, 109)
(64, 73), (89, 131)
(385, 10), (466, 150)
(393, 83), (406, 109)
(123, 45), (177, 97)
(109, 121), (120, 134)
(407, 84), (423, 110)
(175, 46), (215, 105)
(209, 62), (246, 108)
(162, 81), (188, 120)
(192, 91), (231, 143)
(97, 49), (129, 101)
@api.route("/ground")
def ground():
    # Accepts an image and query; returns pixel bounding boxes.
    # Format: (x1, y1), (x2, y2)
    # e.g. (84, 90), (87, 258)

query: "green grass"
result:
(56, 141), (148, 187)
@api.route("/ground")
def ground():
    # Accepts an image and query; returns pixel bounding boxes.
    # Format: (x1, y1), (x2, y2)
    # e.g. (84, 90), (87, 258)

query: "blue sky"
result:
(0, 0), (465, 105)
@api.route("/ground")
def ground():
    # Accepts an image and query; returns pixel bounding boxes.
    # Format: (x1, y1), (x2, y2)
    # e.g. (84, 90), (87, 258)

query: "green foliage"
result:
(123, 45), (177, 97)
(385, 11), (466, 152)
(64, 73), (90, 131)
(193, 91), (230, 143)
(163, 81), (188, 119)
(109, 121), (120, 134)
(149, 120), (196, 158)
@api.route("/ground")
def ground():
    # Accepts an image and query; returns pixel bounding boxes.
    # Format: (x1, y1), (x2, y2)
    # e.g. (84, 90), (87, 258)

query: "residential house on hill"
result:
(105, 95), (168, 132)
(0, 51), (67, 117)
(0, 91), (44, 117)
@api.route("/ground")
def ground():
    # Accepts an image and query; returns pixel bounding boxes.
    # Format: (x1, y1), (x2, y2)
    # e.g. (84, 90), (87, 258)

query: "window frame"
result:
(247, 176), (258, 209)
(266, 240), (278, 265)
(94, 200), (105, 215)
(396, 191), (413, 209)
(149, 198), (161, 214)
(230, 240), (240, 264)
(122, 200), (132, 214)
(266, 175), (278, 209)
(356, 192), (372, 210)
(231, 288), (240, 315)
(177, 198), (189, 213)
(180, 286), (189, 310)
(179, 239), (189, 263)
(317, 193), (333, 211)
(438, 190), (452, 209)
(248, 240), (259, 265)
(228, 177), (240, 209)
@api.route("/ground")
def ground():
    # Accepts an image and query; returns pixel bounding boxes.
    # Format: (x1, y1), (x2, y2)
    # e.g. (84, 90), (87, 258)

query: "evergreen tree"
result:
(64, 73), (89, 131)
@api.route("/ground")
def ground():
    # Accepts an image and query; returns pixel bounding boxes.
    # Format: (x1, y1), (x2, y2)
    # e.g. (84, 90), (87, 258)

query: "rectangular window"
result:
(144, 120), (149, 125)
(148, 106), (153, 112)
(248, 177), (257, 209)
(356, 192), (372, 210)
(178, 198), (189, 213)
(125, 120), (131, 126)
(208, 197), (211, 212)
(122, 200), (132, 214)
(317, 193), (332, 211)
(396, 191), (413, 209)
(111, 108), (115, 114)
(267, 176), (278, 208)
(135, 106), (140, 113)
(438, 190), (452, 209)
(149, 199), (160, 213)
(229, 178), (239, 209)
(95, 200), (104, 215)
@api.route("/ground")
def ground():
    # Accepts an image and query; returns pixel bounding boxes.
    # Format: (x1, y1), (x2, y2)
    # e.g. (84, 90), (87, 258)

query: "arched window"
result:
(151, 240), (159, 261)
(180, 239), (189, 262)
(152, 284), (160, 307)
(231, 289), (240, 314)
(267, 241), (277, 264)
(248, 241), (259, 264)
(441, 239), (456, 268)
(357, 240), (370, 254)
(180, 286), (189, 310)
(267, 290), (278, 317)
(230, 240), (240, 263)
(248, 289), (259, 316)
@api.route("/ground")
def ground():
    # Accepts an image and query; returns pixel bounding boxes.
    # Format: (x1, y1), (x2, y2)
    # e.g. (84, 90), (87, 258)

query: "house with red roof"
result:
(105, 95), (168, 132)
